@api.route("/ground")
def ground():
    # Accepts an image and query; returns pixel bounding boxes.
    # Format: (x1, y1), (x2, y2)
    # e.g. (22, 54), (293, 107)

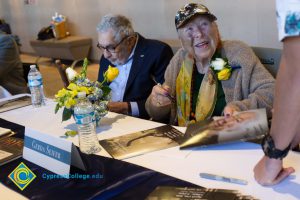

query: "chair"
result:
(54, 59), (69, 88)
(252, 46), (282, 78)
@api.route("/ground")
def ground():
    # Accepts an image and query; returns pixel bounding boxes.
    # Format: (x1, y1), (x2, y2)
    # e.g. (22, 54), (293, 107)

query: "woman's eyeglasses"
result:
(97, 35), (131, 53)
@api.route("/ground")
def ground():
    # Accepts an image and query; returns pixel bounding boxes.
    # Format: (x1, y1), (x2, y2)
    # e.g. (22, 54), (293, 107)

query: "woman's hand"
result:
(223, 105), (238, 117)
(150, 84), (172, 107)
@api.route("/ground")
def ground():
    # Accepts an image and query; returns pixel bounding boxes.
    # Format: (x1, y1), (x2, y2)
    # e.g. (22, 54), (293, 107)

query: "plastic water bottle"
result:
(28, 65), (45, 107)
(74, 92), (101, 154)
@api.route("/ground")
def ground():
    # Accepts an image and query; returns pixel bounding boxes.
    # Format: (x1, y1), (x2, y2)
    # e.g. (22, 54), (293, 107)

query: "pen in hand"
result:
(199, 173), (248, 185)
(150, 75), (175, 102)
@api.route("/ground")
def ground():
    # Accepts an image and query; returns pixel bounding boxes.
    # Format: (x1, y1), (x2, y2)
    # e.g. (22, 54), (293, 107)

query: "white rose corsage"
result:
(210, 58), (237, 81)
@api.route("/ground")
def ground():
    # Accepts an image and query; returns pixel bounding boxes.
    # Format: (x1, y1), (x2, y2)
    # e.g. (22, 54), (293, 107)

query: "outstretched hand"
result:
(254, 155), (295, 186)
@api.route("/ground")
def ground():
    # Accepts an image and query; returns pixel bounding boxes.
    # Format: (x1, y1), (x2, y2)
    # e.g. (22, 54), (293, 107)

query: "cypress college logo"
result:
(8, 162), (36, 190)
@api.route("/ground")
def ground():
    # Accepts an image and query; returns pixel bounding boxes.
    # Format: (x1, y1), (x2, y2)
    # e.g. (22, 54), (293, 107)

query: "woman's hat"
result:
(175, 3), (217, 29)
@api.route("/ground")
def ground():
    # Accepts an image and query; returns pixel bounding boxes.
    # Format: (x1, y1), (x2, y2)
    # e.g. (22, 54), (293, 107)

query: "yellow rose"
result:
(55, 88), (68, 98)
(217, 68), (231, 80)
(64, 98), (76, 109)
(105, 65), (119, 82)
(67, 83), (80, 91)
(79, 86), (90, 95)
(70, 90), (78, 98)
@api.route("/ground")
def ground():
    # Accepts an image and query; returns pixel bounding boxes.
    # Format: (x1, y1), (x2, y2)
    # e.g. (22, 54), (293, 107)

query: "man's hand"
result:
(107, 102), (129, 115)
(254, 155), (295, 186)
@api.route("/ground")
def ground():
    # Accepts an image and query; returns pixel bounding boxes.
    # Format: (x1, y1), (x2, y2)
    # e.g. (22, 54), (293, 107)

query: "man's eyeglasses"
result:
(97, 35), (131, 53)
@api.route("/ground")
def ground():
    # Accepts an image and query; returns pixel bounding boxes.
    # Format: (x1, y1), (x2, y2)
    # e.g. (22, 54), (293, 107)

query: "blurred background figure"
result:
(0, 31), (28, 96)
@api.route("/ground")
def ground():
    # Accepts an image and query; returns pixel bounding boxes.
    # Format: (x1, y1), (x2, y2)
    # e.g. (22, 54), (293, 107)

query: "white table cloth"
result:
(0, 97), (300, 200)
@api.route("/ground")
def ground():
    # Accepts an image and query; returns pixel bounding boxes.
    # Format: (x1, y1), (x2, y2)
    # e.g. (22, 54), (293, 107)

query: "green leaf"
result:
(55, 103), (60, 114)
(62, 107), (73, 122)
(102, 85), (111, 97)
(65, 130), (78, 137)
(80, 58), (88, 78)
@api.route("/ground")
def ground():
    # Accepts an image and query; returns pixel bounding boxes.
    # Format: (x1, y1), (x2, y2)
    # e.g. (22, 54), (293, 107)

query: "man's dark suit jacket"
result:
(98, 33), (174, 119)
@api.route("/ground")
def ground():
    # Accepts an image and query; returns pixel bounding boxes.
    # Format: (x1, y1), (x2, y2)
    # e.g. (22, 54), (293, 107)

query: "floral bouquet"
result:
(54, 58), (119, 126)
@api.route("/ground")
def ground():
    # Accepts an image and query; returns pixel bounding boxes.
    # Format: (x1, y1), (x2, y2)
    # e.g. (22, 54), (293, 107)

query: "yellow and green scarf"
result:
(176, 53), (218, 126)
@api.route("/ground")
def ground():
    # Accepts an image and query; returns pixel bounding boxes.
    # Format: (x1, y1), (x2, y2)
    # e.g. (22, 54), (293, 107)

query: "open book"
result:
(180, 109), (269, 149)
(99, 125), (184, 159)
(0, 95), (31, 113)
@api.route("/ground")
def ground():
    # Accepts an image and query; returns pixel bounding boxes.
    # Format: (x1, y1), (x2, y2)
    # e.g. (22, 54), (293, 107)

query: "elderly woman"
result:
(146, 3), (275, 126)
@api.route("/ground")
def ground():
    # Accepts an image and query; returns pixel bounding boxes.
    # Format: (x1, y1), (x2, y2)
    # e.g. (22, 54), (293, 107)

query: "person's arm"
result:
(254, 37), (300, 185)
(146, 48), (183, 122)
(145, 84), (172, 121)
(271, 37), (300, 149)
(107, 101), (130, 115)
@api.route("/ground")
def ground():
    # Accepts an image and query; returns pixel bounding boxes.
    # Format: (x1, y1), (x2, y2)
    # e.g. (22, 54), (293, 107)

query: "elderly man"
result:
(146, 3), (275, 126)
(97, 14), (173, 119)
(0, 32), (28, 95)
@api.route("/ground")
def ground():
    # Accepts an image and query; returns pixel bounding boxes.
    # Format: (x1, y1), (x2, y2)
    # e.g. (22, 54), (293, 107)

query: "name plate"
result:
(23, 128), (85, 177)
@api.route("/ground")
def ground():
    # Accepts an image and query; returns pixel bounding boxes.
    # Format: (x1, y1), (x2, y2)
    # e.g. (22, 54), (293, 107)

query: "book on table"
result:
(180, 109), (269, 149)
(0, 130), (23, 166)
(99, 125), (184, 160)
(0, 95), (31, 113)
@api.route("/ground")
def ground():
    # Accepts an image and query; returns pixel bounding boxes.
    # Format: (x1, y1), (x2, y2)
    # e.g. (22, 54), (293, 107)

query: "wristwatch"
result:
(261, 134), (291, 160)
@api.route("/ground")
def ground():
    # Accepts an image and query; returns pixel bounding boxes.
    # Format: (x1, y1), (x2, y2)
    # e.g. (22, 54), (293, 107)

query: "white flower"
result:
(211, 58), (227, 71)
(65, 67), (78, 81)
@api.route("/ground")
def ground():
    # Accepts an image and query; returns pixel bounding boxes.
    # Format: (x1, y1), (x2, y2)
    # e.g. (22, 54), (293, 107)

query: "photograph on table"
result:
(99, 125), (184, 159)
(180, 109), (269, 149)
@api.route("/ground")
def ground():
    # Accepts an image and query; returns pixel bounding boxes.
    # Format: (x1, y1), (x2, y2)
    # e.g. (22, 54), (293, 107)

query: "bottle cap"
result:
(77, 91), (86, 98)
(30, 65), (36, 69)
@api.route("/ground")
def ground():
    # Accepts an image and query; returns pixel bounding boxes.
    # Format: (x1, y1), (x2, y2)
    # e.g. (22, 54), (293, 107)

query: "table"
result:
(30, 36), (92, 67)
(0, 97), (300, 200)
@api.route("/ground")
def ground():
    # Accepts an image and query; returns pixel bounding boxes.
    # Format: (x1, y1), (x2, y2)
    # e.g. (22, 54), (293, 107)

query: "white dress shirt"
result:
(109, 35), (139, 116)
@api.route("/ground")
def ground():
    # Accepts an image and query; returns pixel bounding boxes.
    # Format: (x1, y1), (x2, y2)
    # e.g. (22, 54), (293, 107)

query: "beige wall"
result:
(0, 0), (281, 61)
